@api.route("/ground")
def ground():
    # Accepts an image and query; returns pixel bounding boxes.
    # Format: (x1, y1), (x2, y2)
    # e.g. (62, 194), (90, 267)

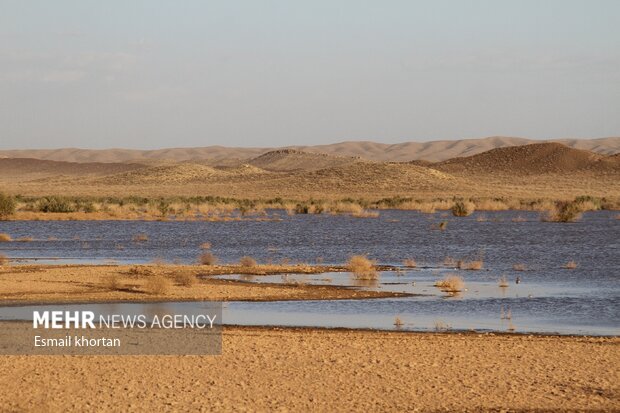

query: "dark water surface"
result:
(1, 210), (618, 335)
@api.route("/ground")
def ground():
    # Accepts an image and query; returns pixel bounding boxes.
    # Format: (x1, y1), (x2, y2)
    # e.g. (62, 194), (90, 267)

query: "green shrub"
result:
(0, 193), (16, 219)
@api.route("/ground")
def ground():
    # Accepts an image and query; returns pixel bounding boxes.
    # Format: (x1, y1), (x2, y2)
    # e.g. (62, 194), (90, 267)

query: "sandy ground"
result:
(0, 264), (404, 303)
(0, 327), (617, 412)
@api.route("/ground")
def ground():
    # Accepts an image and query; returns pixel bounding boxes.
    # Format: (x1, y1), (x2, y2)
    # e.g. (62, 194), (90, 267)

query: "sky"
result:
(0, 0), (619, 149)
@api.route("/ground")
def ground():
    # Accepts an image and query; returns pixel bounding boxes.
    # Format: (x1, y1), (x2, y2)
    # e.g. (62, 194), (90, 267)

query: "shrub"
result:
(239, 256), (257, 267)
(103, 274), (122, 291)
(36, 196), (74, 213)
(451, 201), (475, 217)
(175, 272), (196, 287)
(403, 258), (417, 268)
(458, 260), (483, 270)
(199, 252), (218, 265)
(347, 255), (377, 279)
(144, 275), (171, 295)
(434, 275), (464, 292)
(132, 233), (149, 242)
(0, 193), (16, 219)
(0, 233), (11, 242)
(542, 201), (582, 223)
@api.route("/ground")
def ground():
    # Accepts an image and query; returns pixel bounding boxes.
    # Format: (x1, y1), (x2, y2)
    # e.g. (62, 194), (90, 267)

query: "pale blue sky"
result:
(0, 0), (618, 149)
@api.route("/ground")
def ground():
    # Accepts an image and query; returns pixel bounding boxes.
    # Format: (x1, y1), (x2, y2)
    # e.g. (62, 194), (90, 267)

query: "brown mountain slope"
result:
(0, 158), (145, 179)
(1, 137), (618, 163)
(433, 143), (620, 175)
(248, 149), (360, 172)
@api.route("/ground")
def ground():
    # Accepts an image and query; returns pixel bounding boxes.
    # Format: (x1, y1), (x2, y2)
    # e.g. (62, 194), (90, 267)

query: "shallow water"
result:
(0, 210), (618, 335)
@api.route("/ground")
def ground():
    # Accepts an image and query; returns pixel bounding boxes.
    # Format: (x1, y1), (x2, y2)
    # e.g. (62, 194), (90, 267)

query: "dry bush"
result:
(0, 254), (8, 266)
(175, 272), (196, 287)
(199, 252), (218, 266)
(474, 199), (509, 211)
(443, 256), (457, 267)
(403, 258), (417, 268)
(434, 275), (465, 292)
(0, 233), (12, 242)
(144, 275), (171, 295)
(458, 260), (483, 270)
(351, 209), (380, 218)
(513, 263), (526, 271)
(239, 256), (258, 267)
(347, 255), (377, 279)
(498, 275), (509, 288)
(132, 233), (149, 242)
(103, 274), (122, 291)
(564, 260), (578, 269)
(542, 201), (582, 223)
(127, 266), (154, 276)
(451, 201), (475, 217)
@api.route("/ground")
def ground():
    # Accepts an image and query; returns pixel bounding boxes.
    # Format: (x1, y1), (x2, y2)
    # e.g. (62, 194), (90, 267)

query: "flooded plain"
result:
(1, 210), (618, 335)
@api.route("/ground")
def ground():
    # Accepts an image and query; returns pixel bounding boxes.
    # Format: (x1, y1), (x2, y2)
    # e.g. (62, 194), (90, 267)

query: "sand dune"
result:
(433, 142), (620, 175)
(2, 136), (618, 163)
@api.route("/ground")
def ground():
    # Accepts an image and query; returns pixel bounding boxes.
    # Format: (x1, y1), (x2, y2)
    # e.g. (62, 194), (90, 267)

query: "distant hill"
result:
(1, 136), (618, 163)
(433, 142), (620, 175)
(248, 149), (359, 172)
(0, 158), (145, 179)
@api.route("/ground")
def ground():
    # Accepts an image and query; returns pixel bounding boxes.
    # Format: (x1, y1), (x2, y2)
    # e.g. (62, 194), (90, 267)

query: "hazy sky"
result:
(1, 0), (619, 149)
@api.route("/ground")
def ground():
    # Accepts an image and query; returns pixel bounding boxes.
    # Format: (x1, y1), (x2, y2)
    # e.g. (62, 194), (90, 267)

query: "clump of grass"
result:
(127, 266), (154, 276)
(434, 320), (451, 331)
(0, 193), (16, 219)
(451, 201), (475, 217)
(564, 260), (578, 269)
(403, 258), (417, 268)
(199, 252), (218, 266)
(175, 272), (196, 287)
(443, 256), (457, 267)
(513, 264), (526, 271)
(434, 275), (465, 292)
(0, 254), (8, 266)
(239, 256), (258, 267)
(458, 260), (483, 270)
(347, 255), (377, 279)
(144, 275), (171, 295)
(498, 275), (509, 288)
(542, 201), (582, 223)
(132, 233), (149, 242)
(103, 274), (122, 291)
(0, 233), (12, 242)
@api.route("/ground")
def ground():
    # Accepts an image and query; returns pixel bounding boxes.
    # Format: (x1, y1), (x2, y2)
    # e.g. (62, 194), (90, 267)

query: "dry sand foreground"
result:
(0, 327), (617, 412)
